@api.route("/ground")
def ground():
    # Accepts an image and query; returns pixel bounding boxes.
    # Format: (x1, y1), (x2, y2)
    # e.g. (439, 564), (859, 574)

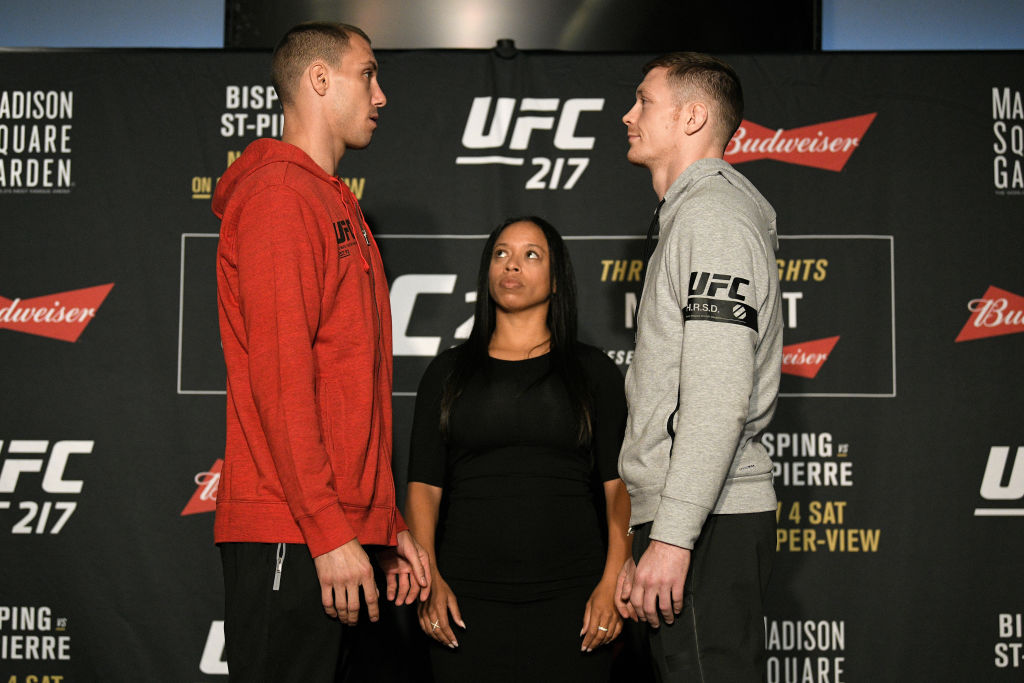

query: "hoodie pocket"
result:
(316, 377), (377, 505)
(316, 377), (337, 456)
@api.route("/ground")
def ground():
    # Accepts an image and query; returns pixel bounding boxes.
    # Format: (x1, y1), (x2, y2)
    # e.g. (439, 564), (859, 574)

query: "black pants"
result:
(221, 542), (352, 683)
(631, 512), (775, 683)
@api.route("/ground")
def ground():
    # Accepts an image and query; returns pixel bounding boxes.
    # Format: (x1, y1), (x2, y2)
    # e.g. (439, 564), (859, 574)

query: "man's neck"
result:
(282, 118), (344, 176)
(650, 147), (723, 199)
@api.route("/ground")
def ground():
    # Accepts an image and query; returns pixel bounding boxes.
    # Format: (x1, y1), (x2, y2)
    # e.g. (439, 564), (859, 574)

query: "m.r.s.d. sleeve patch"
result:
(684, 271), (758, 332)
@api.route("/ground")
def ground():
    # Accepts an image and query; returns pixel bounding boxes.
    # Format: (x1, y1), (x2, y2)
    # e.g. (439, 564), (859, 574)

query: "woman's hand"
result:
(580, 577), (624, 651)
(378, 530), (431, 605)
(615, 557), (639, 621)
(417, 572), (465, 649)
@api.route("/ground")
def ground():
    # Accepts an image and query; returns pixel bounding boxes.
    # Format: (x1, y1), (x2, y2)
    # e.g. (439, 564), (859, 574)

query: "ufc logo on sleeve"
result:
(685, 271), (758, 331)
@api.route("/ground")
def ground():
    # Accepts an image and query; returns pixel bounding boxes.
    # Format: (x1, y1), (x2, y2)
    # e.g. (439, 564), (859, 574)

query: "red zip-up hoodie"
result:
(212, 138), (405, 557)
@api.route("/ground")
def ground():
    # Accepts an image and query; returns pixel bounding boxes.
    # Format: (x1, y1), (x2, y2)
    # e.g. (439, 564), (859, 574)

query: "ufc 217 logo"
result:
(456, 97), (604, 190)
(975, 446), (1024, 517)
(0, 439), (90, 534)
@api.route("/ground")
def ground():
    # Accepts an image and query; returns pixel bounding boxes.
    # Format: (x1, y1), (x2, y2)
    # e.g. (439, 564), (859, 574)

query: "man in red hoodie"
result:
(212, 22), (430, 681)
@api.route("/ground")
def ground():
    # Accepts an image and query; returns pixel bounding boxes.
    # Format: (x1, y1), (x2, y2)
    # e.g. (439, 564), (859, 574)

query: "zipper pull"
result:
(356, 225), (371, 272)
(272, 543), (286, 591)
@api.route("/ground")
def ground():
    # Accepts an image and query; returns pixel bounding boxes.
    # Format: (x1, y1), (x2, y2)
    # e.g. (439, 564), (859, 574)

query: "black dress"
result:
(408, 344), (626, 682)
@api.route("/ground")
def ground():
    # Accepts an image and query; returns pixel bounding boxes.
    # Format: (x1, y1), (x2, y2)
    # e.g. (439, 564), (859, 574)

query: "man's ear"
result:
(309, 61), (329, 96)
(683, 101), (709, 136)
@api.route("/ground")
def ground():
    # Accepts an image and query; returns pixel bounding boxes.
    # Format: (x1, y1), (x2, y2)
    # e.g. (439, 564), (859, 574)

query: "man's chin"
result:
(625, 149), (648, 167)
(346, 136), (373, 151)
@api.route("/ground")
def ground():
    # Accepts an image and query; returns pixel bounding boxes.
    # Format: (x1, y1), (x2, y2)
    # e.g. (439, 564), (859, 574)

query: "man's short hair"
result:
(271, 22), (371, 106)
(643, 52), (744, 151)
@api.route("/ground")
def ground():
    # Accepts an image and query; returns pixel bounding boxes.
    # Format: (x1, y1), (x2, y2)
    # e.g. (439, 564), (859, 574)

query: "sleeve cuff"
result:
(297, 502), (357, 558)
(649, 496), (710, 550)
(394, 509), (409, 538)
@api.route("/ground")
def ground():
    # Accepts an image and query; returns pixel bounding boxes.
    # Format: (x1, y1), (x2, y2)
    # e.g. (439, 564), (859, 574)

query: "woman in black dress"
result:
(405, 216), (631, 682)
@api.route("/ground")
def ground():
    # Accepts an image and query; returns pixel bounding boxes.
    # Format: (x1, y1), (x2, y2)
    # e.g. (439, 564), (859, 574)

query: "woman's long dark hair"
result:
(439, 216), (594, 446)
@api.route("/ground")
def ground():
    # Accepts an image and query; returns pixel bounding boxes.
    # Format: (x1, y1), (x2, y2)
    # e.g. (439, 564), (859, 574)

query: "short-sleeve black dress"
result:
(408, 344), (626, 682)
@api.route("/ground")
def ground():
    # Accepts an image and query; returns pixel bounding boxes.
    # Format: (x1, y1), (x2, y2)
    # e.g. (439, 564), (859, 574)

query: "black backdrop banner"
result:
(1, 48), (1022, 682)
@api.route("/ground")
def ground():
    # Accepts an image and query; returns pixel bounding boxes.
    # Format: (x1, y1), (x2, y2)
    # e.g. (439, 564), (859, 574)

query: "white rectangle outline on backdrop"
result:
(178, 233), (220, 395)
(178, 233), (896, 399)
(776, 235), (896, 398)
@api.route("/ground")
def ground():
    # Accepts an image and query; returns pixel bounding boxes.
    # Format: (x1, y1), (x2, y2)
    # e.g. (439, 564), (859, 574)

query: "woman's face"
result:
(488, 221), (553, 315)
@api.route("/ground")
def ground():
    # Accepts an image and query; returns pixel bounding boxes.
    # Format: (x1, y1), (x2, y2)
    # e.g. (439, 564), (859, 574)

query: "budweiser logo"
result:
(955, 286), (1024, 342)
(781, 336), (839, 378)
(725, 114), (876, 171)
(181, 459), (222, 516)
(0, 283), (113, 342)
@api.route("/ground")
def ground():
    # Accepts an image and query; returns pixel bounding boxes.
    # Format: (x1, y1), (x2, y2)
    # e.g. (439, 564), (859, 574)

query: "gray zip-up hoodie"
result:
(619, 157), (781, 549)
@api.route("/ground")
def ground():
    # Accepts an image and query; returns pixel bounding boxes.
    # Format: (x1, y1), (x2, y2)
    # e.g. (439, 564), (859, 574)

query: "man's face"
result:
(622, 67), (685, 169)
(327, 36), (386, 152)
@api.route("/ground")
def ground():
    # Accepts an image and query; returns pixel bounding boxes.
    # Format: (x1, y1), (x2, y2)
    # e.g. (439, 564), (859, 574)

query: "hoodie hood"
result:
(212, 138), (333, 219)
(664, 157), (779, 250)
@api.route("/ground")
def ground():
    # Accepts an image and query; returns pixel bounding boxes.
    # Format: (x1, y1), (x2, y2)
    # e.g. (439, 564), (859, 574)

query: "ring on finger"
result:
(597, 625), (608, 632)
(431, 619), (440, 631)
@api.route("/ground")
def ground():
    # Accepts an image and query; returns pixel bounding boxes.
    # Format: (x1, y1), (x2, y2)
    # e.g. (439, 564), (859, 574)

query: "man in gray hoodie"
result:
(614, 52), (782, 682)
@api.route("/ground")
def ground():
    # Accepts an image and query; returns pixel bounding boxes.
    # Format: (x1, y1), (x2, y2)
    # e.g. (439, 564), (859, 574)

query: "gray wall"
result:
(1, 0), (1022, 49)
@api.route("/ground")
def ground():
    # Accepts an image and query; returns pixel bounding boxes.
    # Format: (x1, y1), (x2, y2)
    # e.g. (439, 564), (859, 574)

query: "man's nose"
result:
(623, 102), (637, 125)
